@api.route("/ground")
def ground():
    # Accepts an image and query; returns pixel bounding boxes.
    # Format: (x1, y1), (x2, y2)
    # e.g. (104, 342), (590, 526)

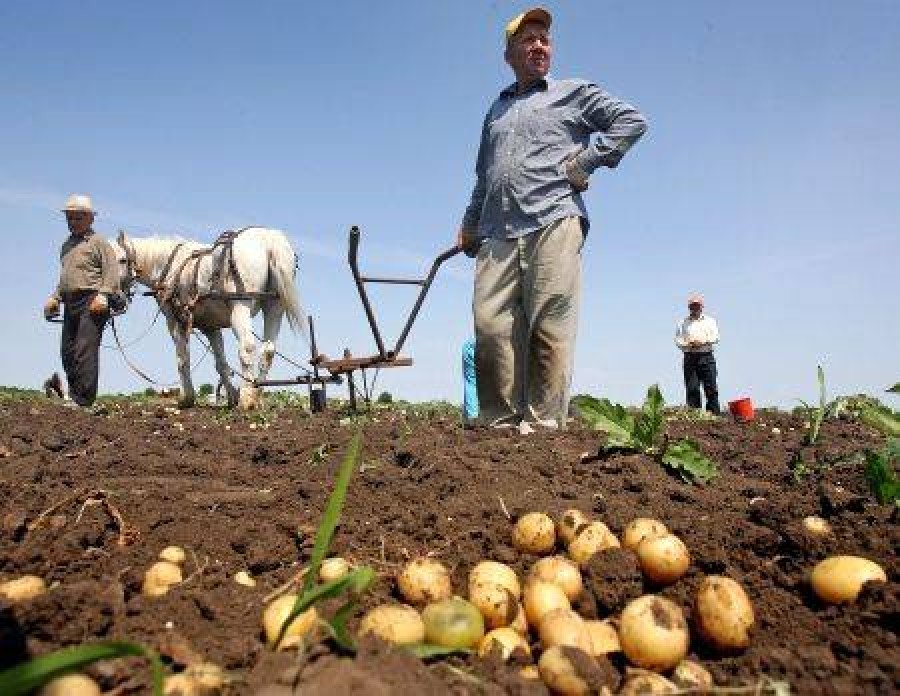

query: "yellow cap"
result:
(505, 7), (552, 43)
(62, 194), (95, 212)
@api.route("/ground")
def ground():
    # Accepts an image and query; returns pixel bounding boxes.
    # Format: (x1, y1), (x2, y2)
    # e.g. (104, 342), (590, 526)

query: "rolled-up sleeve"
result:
(575, 83), (647, 173)
(461, 114), (491, 231)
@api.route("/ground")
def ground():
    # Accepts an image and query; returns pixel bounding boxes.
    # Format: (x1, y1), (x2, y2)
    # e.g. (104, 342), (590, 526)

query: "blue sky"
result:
(2, 1), (898, 408)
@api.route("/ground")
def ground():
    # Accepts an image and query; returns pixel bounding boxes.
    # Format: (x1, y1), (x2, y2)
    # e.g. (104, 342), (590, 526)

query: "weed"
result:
(864, 438), (900, 506)
(573, 385), (718, 484)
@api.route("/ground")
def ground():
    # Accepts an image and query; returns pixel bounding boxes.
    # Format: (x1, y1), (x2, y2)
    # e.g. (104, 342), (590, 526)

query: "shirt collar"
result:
(500, 76), (551, 98)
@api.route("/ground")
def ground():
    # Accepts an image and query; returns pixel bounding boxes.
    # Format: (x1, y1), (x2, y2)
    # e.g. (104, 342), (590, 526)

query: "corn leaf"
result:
(404, 644), (473, 659)
(571, 395), (636, 448)
(633, 384), (665, 449)
(0, 641), (164, 696)
(864, 439), (900, 506)
(302, 430), (362, 595)
(661, 439), (718, 484)
(857, 402), (900, 437)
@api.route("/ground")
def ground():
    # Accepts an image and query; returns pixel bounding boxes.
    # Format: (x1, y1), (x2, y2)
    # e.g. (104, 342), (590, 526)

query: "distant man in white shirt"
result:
(674, 293), (720, 414)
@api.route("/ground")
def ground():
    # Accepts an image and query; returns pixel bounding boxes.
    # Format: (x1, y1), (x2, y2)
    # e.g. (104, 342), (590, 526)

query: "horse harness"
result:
(147, 228), (275, 332)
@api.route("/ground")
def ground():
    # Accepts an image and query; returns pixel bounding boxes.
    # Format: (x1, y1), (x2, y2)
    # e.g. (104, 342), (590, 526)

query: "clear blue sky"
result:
(2, 1), (898, 408)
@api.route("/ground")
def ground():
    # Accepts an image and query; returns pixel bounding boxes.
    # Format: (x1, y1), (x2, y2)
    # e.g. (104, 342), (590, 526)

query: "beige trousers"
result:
(473, 216), (583, 429)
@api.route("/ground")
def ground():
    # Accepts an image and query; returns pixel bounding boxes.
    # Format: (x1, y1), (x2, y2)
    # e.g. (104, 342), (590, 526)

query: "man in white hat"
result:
(44, 194), (122, 407)
(674, 293), (721, 414)
(457, 7), (647, 431)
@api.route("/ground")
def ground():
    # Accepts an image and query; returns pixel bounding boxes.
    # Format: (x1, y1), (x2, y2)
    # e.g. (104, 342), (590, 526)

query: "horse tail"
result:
(268, 233), (306, 335)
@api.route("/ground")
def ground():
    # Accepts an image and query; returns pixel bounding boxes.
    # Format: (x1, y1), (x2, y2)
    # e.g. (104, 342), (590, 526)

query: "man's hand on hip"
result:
(564, 153), (591, 193)
(43, 297), (60, 320)
(88, 293), (109, 316)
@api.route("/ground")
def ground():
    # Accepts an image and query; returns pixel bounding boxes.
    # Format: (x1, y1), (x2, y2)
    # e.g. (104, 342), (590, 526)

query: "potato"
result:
(469, 561), (521, 599)
(360, 604), (424, 645)
(38, 674), (101, 696)
(262, 594), (319, 649)
(422, 597), (485, 649)
(513, 512), (557, 554)
(520, 665), (541, 680)
(164, 663), (227, 695)
(622, 518), (669, 552)
(233, 570), (256, 587)
(810, 556), (887, 604)
(694, 576), (754, 652)
(538, 608), (593, 653)
(672, 660), (713, 690)
(159, 545), (187, 564)
(478, 626), (531, 660)
(802, 516), (832, 536)
(568, 522), (620, 566)
(398, 558), (452, 604)
(619, 672), (676, 695)
(142, 561), (183, 598)
(470, 581), (519, 629)
(619, 595), (689, 671)
(0, 575), (47, 602)
(320, 557), (352, 584)
(585, 619), (620, 656)
(537, 646), (592, 696)
(557, 509), (591, 546)
(524, 580), (571, 627)
(636, 534), (690, 585)
(528, 556), (583, 601)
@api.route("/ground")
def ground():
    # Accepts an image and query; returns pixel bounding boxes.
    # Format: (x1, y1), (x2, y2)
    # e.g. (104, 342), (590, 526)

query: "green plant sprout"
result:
(573, 385), (718, 484)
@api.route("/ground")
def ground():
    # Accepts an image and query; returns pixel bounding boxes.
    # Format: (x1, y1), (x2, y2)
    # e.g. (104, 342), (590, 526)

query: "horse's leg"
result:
(166, 315), (195, 407)
(203, 328), (239, 407)
(230, 301), (260, 409)
(257, 300), (284, 385)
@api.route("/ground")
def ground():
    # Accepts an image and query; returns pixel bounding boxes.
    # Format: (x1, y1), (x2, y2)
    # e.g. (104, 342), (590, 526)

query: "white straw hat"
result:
(62, 194), (95, 212)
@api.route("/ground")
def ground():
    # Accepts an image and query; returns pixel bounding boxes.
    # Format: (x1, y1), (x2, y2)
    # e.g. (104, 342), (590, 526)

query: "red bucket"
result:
(729, 397), (755, 422)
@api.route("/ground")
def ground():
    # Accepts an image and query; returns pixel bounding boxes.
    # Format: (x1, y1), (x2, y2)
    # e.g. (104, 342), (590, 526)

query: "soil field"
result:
(0, 392), (897, 695)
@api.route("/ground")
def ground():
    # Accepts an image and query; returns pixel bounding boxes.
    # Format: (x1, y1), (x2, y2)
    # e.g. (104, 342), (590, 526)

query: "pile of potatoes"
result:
(351, 510), (759, 695)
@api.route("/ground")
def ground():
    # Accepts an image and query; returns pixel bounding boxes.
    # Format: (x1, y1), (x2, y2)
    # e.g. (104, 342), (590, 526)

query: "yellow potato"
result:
(359, 604), (425, 645)
(233, 570), (256, 587)
(622, 518), (669, 552)
(810, 556), (887, 604)
(142, 561), (183, 598)
(519, 664), (541, 680)
(619, 672), (676, 695)
(262, 594), (319, 649)
(585, 619), (621, 656)
(694, 576), (755, 652)
(38, 674), (101, 696)
(568, 522), (620, 566)
(523, 580), (571, 627)
(0, 575), (47, 602)
(513, 512), (557, 555)
(557, 509), (591, 546)
(319, 557), (352, 584)
(672, 660), (713, 690)
(469, 561), (521, 599)
(619, 595), (689, 672)
(537, 646), (593, 696)
(470, 581), (519, 629)
(159, 545), (187, 564)
(528, 556), (583, 601)
(801, 516), (831, 536)
(398, 558), (452, 604)
(636, 534), (690, 585)
(537, 608), (593, 653)
(478, 626), (531, 660)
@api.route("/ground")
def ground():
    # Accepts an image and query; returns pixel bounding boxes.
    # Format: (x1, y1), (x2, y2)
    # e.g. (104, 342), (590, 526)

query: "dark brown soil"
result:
(0, 396), (897, 695)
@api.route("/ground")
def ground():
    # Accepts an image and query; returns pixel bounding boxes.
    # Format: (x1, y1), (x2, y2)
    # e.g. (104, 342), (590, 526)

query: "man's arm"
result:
(459, 112), (492, 249)
(674, 321), (690, 352)
(97, 238), (121, 296)
(571, 82), (648, 177)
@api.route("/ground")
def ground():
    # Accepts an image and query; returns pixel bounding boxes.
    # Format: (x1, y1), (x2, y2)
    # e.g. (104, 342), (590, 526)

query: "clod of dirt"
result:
(583, 548), (644, 613)
(561, 646), (621, 693)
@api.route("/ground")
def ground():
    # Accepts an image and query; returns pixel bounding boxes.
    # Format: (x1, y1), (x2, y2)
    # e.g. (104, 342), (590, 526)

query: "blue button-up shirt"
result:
(462, 77), (647, 240)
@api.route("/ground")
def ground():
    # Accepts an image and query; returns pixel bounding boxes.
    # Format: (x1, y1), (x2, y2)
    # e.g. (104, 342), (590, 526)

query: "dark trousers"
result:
(61, 292), (107, 406)
(683, 351), (720, 414)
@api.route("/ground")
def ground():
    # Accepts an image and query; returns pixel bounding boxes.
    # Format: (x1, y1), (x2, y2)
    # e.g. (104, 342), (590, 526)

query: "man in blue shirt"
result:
(458, 7), (647, 431)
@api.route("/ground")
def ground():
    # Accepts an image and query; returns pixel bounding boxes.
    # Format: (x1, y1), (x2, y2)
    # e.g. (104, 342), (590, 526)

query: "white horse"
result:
(114, 227), (305, 409)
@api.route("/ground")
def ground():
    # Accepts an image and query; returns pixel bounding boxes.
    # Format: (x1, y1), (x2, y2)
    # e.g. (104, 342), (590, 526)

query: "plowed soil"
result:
(0, 394), (897, 695)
